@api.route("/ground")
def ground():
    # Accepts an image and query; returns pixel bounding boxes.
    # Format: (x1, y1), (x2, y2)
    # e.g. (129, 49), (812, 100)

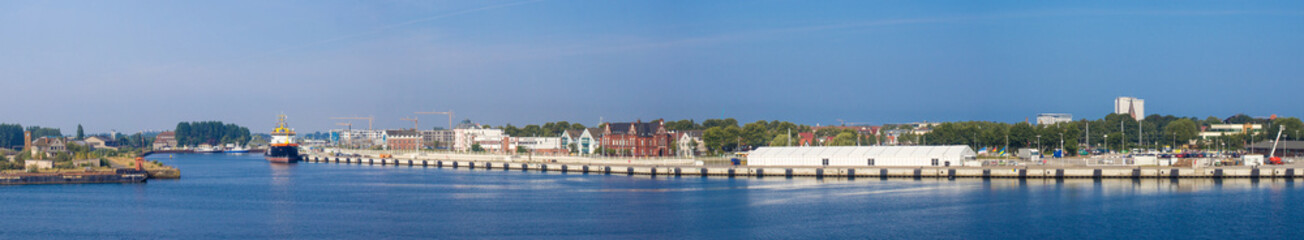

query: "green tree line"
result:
(498, 121), (587, 137)
(175, 121), (251, 146)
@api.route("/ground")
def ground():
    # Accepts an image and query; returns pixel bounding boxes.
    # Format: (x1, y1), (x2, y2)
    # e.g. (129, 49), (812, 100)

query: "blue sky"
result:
(2, 1), (1303, 133)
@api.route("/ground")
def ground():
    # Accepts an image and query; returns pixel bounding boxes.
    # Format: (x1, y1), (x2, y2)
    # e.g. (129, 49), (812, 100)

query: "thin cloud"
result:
(556, 9), (1304, 57)
(262, 0), (545, 56)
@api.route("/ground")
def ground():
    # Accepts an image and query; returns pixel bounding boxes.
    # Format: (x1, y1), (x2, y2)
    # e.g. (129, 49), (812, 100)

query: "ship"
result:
(265, 114), (302, 163)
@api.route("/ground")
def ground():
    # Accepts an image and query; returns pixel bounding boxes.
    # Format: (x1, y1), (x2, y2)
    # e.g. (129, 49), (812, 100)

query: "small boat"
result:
(225, 146), (250, 153)
(194, 146), (222, 154)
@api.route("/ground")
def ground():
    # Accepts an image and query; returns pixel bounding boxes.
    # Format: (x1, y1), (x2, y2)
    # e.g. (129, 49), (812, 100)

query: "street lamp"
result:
(1037, 135), (1042, 153)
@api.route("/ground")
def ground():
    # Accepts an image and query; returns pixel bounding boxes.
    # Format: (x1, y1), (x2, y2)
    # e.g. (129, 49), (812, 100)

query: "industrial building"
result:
(1247, 140), (1304, 158)
(748, 146), (977, 167)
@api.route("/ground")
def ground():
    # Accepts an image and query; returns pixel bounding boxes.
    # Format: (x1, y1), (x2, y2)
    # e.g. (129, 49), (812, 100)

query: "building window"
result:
(931, 158), (939, 166)
(868, 158), (875, 166)
(822, 158), (829, 166)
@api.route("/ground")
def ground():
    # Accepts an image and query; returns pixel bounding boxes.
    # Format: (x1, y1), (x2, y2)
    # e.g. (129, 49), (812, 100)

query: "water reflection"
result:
(268, 163), (295, 237)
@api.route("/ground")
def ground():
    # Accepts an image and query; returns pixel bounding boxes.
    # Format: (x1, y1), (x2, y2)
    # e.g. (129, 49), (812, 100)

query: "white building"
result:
(510, 137), (564, 154)
(675, 130), (706, 157)
(331, 129), (385, 148)
(1036, 113), (1074, 125)
(748, 146), (977, 167)
(1200, 124), (1263, 139)
(1114, 97), (1145, 121)
(453, 127), (507, 152)
(25, 159), (53, 169)
(560, 128), (603, 156)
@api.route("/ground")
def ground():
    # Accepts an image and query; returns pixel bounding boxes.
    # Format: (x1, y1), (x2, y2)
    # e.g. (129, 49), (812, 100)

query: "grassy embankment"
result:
(106, 157), (181, 179)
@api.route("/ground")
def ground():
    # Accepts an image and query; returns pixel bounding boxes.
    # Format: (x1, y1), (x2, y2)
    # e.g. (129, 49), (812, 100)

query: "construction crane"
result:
(400, 117), (419, 130)
(1269, 127), (1285, 165)
(415, 110), (454, 130)
(336, 122), (352, 131)
(330, 116), (374, 130)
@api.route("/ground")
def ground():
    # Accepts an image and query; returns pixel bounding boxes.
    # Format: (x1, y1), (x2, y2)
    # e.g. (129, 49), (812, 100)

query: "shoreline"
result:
(302, 154), (1301, 179)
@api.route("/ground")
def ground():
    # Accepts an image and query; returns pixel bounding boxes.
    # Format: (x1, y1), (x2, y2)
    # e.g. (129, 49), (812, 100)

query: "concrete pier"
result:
(303, 155), (1299, 179)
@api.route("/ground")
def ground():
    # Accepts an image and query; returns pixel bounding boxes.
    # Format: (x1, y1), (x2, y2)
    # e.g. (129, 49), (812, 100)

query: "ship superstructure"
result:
(265, 114), (302, 163)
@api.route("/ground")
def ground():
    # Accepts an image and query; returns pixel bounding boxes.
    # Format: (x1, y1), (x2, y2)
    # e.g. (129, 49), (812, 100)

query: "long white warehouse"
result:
(748, 146), (977, 167)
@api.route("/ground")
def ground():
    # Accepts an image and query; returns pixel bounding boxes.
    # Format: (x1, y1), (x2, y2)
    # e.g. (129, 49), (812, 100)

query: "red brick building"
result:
(385, 130), (421, 150)
(602, 119), (673, 157)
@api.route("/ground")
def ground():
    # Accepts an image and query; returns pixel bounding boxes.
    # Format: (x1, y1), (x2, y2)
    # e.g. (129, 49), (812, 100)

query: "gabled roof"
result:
(585, 128), (604, 138)
(31, 137), (63, 147)
(608, 121), (663, 137)
(85, 136), (114, 142)
(563, 130), (582, 139)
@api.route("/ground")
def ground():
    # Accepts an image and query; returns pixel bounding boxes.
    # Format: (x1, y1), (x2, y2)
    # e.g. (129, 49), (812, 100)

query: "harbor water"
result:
(1, 153), (1302, 239)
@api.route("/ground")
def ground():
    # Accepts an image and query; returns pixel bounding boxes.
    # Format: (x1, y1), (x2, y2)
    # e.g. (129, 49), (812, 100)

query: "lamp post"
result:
(1037, 135), (1042, 153)
(1059, 132), (1064, 153)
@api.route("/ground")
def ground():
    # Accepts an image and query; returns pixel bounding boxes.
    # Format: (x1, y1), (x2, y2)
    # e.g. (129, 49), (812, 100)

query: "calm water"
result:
(1, 154), (1302, 239)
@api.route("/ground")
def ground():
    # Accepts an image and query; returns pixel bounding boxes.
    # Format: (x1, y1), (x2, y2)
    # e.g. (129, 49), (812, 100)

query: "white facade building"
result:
(676, 130), (706, 157)
(748, 146), (977, 167)
(511, 137), (563, 153)
(1036, 113), (1074, 125)
(453, 127), (507, 152)
(330, 129), (384, 148)
(25, 159), (53, 169)
(1199, 124), (1263, 139)
(1114, 97), (1145, 121)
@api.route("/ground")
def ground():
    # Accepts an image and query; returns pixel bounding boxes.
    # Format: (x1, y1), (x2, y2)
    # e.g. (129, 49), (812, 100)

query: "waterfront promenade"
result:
(305, 150), (1304, 179)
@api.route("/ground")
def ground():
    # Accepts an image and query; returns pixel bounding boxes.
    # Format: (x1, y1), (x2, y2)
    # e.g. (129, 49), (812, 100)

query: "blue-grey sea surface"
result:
(1, 154), (1300, 239)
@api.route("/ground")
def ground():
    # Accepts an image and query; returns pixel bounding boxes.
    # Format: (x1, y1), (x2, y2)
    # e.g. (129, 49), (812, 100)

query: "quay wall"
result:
(302, 155), (1300, 179)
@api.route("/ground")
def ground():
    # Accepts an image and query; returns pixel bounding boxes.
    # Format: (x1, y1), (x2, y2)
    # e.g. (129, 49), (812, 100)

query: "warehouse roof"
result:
(750, 146), (976, 159)
(1247, 140), (1304, 150)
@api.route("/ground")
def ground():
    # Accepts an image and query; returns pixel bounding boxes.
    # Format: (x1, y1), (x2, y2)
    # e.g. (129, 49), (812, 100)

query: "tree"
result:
(741, 121), (768, 148)
(1203, 116), (1222, 127)
(829, 132), (857, 146)
(471, 143), (484, 152)
(76, 124), (84, 140)
(769, 134), (791, 147)
(26, 126), (61, 138)
(702, 118), (738, 129)
(1224, 114), (1258, 124)
(174, 121), (251, 146)
(0, 124), (23, 149)
(703, 125), (742, 153)
(1163, 119), (1200, 146)
(1267, 117), (1304, 141)
(1008, 122), (1036, 149)
(808, 127), (839, 138)
(665, 120), (699, 131)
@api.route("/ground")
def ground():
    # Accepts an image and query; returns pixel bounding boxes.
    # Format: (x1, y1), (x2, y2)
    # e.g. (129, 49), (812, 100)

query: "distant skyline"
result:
(3, 1), (1303, 134)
